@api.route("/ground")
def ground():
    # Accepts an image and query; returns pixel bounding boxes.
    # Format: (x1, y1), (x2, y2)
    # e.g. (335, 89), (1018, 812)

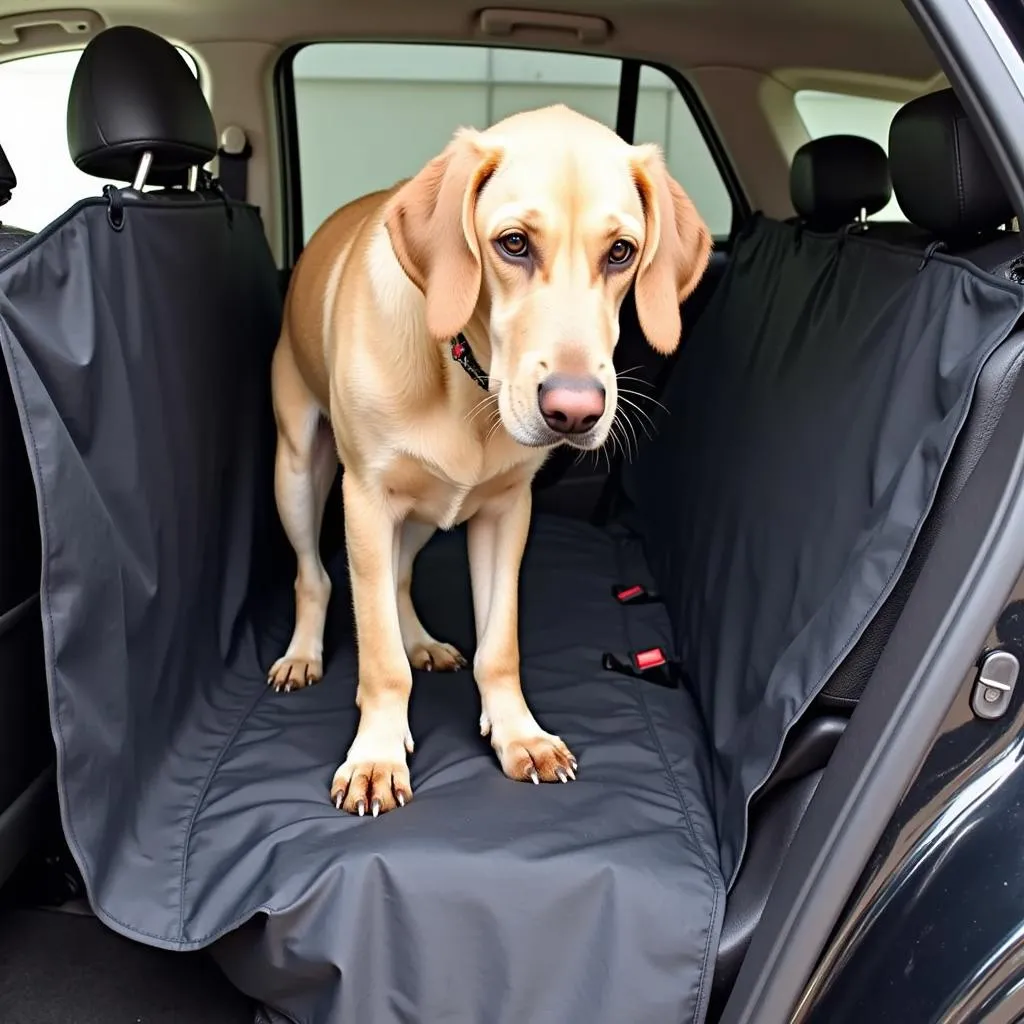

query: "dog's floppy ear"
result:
(385, 129), (502, 341)
(630, 144), (712, 355)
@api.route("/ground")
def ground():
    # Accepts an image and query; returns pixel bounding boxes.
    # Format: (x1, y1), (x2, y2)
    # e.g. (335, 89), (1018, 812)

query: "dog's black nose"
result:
(538, 375), (606, 434)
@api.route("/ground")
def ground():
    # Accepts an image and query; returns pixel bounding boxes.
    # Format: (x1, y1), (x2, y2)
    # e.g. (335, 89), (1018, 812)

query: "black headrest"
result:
(790, 135), (892, 231)
(67, 26), (216, 186)
(0, 142), (15, 207)
(889, 89), (1014, 239)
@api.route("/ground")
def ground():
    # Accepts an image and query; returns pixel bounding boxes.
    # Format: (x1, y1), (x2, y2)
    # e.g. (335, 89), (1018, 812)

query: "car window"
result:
(289, 43), (737, 247)
(0, 46), (200, 232)
(794, 89), (906, 221)
(634, 65), (734, 243)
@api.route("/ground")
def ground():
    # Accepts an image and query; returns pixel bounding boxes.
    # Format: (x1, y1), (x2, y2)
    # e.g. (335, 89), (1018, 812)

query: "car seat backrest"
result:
(820, 88), (1024, 709)
(0, 25), (284, 870)
(620, 88), (1024, 885)
(708, 88), (1024, 1004)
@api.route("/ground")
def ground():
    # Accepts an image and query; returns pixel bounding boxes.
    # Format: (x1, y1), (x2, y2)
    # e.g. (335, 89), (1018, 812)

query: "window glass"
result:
(794, 89), (906, 221)
(292, 43), (735, 242)
(634, 65), (733, 238)
(0, 46), (200, 231)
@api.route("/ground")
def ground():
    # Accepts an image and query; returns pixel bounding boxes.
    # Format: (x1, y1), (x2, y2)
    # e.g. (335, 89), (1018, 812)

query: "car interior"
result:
(0, 1), (1022, 1022)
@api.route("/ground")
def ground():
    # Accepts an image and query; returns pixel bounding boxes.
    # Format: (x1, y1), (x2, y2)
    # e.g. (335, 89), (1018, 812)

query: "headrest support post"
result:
(187, 166), (199, 192)
(789, 135), (891, 232)
(132, 151), (154, 192)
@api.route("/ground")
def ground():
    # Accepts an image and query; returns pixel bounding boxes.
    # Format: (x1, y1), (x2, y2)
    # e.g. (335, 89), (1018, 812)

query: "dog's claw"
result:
(529, 768), (540, 785)
(357, 799), (366, 817)
(267, 655), (323, 693)
(556, 767), (568, 783)
(566, 765), (576, 781)
(570, 759), (578, 772)
(397, 792), (406, 808)
(371, 798), (381, 818)
(335, 793), (343, 810)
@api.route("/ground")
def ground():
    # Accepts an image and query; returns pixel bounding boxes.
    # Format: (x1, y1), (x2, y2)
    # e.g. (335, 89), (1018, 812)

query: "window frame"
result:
(274, 42), (749, 267)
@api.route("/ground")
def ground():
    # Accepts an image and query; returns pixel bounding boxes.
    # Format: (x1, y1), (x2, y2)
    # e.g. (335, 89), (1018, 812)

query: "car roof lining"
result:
(0, 0), (941, 85)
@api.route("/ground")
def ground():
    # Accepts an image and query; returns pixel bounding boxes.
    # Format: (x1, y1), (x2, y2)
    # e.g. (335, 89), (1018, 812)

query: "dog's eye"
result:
(497, 232), (529, 259)
(608, 239), (636, 266)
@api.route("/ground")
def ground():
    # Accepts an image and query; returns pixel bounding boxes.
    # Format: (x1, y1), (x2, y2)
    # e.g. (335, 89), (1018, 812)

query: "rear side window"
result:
(0, 46), (200, 232)
(794, 89), (906, 221)
(284, 43), (739, 254)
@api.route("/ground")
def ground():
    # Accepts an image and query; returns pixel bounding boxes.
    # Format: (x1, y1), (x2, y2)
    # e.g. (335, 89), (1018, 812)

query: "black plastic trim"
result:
(615, 59), (640, 142)
(274, 44), (304, 269)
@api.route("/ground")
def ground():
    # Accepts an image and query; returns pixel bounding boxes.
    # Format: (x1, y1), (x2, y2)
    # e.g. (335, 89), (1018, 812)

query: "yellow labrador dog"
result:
(269, 104), (711, 816)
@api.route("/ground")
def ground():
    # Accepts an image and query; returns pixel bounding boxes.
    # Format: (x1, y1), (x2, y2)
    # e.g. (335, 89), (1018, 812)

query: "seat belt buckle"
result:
(611, 583), (662, 605)
(602, 647), (682, 688)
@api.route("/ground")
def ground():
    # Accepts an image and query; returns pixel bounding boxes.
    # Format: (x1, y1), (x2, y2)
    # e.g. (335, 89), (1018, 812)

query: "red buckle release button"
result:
(634, 647), (667, 671)
(616, 584), (645, 602)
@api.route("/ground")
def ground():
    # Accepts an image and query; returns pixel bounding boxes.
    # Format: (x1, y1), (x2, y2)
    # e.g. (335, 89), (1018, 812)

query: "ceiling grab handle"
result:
(0, 9), (103, 48)
(476, 8), (612, 44)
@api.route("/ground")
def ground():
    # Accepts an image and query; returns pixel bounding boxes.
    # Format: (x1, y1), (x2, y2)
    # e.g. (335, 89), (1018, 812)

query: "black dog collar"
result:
(450, 334), (490, 391)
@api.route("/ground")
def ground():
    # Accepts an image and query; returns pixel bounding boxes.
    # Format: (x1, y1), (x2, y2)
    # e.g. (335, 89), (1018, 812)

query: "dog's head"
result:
(385, 104), (711, 450)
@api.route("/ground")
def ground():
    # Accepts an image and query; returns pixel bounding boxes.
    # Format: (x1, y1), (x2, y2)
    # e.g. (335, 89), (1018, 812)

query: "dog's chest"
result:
(379, 430), (544, 530)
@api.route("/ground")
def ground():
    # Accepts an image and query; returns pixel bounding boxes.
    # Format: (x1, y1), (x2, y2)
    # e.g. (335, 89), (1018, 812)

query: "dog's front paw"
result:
(488, 718), (577, 784)
(268, 651), (323, 692)
(408, 640), (467, 672)
(330, 731), (415, 816)
(267, 652), (323, 692)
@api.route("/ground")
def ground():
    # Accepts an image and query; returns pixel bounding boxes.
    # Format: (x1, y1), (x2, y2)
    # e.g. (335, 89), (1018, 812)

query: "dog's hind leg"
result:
(268, 334), (337, 692)
(395, 519), (467, 672)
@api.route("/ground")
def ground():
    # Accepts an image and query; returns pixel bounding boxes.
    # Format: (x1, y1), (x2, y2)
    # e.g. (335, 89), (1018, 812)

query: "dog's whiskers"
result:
(484, 416), (505, 444)
(606, 422), (624, 466)
(465, 393), (499, 426)
(615, 408), (639, 461)
(617, 395), (657, 438)
(617, 387), (670, 419)
(615, 372), (654, 386)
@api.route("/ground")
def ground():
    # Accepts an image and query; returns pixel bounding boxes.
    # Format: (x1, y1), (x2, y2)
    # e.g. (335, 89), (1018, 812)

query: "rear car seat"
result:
(623, 88), (1024, 1006)
(0, 141), (48, 889)
(1, 33), (1023, 1021)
